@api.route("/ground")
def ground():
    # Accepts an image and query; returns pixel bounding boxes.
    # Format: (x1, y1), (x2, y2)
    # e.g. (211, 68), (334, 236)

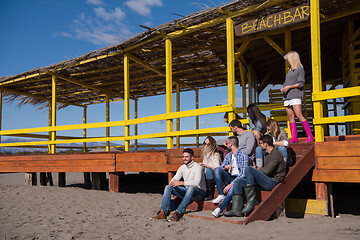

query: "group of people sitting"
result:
(151, 104), (290, 222)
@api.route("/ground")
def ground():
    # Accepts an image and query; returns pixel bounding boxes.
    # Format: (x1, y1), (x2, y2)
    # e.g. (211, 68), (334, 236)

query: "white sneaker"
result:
(212, 195), (225, 204)
(211, 208), (221, 218)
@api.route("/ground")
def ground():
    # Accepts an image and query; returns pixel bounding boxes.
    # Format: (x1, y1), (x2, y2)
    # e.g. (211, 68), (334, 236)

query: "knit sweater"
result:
(170, 160), (207, 191)
(283, 66), (305, 101)
(202, 152), (221, 169)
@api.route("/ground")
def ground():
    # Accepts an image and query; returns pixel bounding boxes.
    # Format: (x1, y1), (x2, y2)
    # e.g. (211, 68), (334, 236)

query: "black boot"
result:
(242, 185), (258, 215)
(204, 179), (215, 201)
(224, 194), (243, 217)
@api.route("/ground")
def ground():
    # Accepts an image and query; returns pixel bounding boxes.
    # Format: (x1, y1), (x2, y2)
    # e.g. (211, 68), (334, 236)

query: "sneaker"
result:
(150, 209), (167, 220)
(211, 208), (221, 218)
(212, 195), (225, 204)
(168, 211), (183, 222)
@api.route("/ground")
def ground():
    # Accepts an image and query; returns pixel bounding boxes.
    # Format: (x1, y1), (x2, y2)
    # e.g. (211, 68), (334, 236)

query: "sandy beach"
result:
(1, 172), (359, 240)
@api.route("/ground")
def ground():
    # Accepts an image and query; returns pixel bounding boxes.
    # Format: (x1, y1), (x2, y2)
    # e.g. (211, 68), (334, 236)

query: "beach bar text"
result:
(235, 4), (310, 36)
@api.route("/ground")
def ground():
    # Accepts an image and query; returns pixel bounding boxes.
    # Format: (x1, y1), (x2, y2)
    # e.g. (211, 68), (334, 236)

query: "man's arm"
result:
(231, 152), (249, 184)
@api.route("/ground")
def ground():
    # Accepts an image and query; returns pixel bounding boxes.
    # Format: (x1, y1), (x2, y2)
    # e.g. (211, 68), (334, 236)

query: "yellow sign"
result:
(235, 4), (310, 36)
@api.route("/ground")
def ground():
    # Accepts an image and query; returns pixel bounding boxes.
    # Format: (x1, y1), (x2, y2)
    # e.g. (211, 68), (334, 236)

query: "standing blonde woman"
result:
(200, 136), (221, 200)
(281, 51), (314, 143)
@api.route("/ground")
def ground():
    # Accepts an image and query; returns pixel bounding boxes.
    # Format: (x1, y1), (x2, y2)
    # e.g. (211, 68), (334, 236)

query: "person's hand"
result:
(199, 163), (207, 168)
(223, 165), (231, 171)
(224, 183), (232, 194)
(170, 180), (182, 187)
(280, 86), (290, 93)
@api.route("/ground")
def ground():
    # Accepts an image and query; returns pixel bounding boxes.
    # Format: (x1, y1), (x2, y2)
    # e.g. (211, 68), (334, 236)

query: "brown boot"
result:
(150, 209), (167, 220)
(168, 211), (183, 222)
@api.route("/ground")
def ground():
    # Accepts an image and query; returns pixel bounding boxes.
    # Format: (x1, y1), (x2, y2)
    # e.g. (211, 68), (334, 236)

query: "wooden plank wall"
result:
(312, 140), (360, 183)
(0, 152), (116, 173)
(115, 151), (167, 172)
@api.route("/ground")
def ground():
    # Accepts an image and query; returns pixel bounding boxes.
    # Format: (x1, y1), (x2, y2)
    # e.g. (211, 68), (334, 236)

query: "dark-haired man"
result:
(150, 148), (206, 221)
(229, 119), (256, 158)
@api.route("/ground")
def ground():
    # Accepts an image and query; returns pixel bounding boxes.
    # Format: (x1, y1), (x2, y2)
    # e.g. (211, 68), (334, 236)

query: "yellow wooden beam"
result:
(124, 54), (130, 152)
(50, 75), (57, 154)
(313, 114), (360, 125)
(48, 71), (120, 98)
(310, 0), (325, 142)
(226, 17), (236, 123)
(312, 86), (360, 101)
(166, 38), (173, 149)
(234, 38), (251, 60)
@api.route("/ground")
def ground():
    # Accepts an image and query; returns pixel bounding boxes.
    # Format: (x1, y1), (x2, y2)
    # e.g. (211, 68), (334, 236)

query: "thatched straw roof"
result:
(0, 0), (359, 108)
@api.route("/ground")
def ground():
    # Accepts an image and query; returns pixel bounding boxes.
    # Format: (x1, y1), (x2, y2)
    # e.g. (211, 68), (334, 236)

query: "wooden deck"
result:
(0, 136), (358, 223)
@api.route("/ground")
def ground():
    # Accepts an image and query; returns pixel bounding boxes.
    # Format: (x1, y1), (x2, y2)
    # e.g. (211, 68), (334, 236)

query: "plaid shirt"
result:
(221, 148), (249, 184)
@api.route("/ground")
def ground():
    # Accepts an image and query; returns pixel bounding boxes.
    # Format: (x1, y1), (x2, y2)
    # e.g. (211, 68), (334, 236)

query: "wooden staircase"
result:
(183, 143), (315, 224)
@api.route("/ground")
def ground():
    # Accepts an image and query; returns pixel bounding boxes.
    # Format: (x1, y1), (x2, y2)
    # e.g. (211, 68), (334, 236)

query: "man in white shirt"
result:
(150, 148), (206, 221)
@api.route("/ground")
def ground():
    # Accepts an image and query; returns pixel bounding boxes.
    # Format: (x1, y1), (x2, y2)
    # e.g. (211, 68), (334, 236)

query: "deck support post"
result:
(226, 17), (236, 124)
(166, 38), (173, 149)
(109, 172), (124, 193)
(106, 95), (110, 152)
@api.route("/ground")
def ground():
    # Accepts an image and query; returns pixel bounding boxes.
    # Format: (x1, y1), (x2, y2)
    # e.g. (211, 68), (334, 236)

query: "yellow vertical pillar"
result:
(310, 0), (325, 142)
(51, 75), (57, 154)
(196, 90), (199, 147)
(226, 17), (236, 123)
(83, 106), (87, 152)
(106, 95), (110, 151)
(176, 83), (180, 148)
(124, 54), (130, 152)
(166, 38), (173, 149)
(134, 99), (138, 151)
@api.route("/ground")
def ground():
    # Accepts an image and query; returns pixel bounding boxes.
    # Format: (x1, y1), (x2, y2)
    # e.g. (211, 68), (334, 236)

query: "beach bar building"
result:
(0, 0), (359, 223)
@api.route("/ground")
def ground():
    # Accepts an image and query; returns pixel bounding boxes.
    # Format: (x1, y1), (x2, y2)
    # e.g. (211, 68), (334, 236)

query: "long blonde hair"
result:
(266, 119), (280, 139)
(284, 51), (303, 70)
(201, 136), (218, 161)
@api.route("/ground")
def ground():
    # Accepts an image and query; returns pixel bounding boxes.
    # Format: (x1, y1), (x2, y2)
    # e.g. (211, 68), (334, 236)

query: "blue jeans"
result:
(217, 178), (247, 211)
(160, 185), (206, 215)
(255, 146), (289, 167)
(205, 168), (215, 180)
(214, 167), (235, 195)
(244, 166), (278, 190)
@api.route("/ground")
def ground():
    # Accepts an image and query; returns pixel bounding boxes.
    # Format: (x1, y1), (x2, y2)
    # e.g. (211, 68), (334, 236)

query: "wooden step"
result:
(240, 143), (315, 224)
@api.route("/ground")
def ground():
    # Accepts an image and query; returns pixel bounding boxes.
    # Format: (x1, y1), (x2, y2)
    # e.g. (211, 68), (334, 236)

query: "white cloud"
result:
(60, 11), (132, 46)
(124, 0), (163, 16)
(94, 7), (125, 22)
(86, 0), (105, 6)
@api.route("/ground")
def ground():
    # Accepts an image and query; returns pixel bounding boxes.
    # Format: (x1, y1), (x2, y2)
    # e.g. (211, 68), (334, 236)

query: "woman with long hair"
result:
(255, 119), (289, 167)
(281, 51), (314, 143)
(247, 103), (267, 143)
(199, 136), (221, 200)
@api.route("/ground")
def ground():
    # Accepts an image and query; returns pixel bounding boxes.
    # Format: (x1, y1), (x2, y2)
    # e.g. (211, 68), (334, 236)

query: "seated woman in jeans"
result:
(199, 136), (222, 200)
(255, 119), (289, 168)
